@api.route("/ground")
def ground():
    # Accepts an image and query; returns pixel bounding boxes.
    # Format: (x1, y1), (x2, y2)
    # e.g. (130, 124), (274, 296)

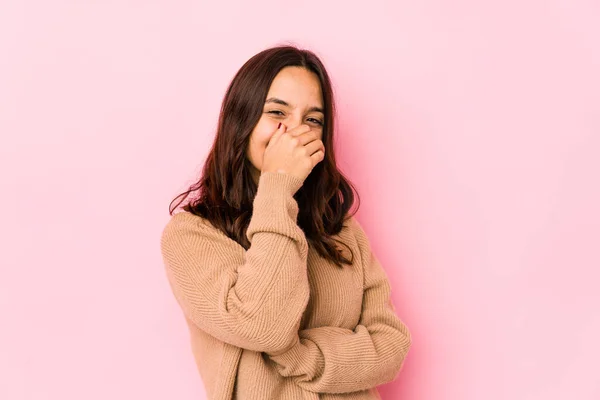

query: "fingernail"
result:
(278, 122), (282, 129)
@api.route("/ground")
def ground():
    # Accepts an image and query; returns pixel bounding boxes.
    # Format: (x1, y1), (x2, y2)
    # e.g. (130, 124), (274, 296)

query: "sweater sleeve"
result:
(160, 171), (310, 355)
(266, 216), (412, 393)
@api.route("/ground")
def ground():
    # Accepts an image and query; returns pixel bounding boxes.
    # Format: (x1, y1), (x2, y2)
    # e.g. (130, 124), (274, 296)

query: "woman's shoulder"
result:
(161, 211), (230, 248)
(329, 214), (364, 251)
(341, 214), (364, 238)
(340, 214), (373, 254)
(163, 210), (210, 231)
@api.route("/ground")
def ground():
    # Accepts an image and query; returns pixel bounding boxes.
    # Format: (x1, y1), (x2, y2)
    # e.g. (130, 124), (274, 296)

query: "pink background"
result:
(1, 1), (599, 399)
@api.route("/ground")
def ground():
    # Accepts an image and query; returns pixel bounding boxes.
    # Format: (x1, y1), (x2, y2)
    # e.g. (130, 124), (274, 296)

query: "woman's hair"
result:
(168, 44), (360, 268)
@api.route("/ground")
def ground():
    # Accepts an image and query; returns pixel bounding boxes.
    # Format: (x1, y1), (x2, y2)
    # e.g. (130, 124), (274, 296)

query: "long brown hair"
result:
(168, 44), (361, 268)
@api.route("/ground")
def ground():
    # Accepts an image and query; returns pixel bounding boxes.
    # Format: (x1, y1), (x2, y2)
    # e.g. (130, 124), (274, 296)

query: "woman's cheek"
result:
(259, 121), (279, 145)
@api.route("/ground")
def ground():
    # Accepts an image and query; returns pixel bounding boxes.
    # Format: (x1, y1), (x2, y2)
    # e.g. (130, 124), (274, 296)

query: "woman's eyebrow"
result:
(265, 97), (324, 114)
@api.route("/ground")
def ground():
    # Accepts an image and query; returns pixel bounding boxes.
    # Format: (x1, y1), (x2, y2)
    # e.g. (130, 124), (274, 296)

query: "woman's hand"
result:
(261, 123), (325, 182)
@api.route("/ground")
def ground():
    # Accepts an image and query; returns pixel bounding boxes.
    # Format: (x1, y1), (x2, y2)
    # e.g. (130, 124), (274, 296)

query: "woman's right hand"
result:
(261, 123), (325, 182)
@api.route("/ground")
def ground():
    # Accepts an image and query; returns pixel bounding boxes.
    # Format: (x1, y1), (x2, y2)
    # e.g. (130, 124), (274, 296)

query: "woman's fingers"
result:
(267, 122), (286, 147)
(302, 138), (325, 156)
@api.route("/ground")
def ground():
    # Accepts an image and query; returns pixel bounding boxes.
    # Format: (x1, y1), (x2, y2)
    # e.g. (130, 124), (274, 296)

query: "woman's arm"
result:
(266, 217), (412, 393)
(160, 172), (310, 355)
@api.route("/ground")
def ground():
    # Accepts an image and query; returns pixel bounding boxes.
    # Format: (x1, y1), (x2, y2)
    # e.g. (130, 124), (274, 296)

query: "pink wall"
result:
(1, 1), (599, 399)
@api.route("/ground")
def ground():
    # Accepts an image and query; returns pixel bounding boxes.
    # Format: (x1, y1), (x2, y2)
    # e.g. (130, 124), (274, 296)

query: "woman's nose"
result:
(285, 114), (303, 130)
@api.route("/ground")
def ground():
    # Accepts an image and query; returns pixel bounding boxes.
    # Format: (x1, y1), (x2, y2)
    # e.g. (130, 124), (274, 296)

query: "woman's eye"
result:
(267, 111), (322, 126)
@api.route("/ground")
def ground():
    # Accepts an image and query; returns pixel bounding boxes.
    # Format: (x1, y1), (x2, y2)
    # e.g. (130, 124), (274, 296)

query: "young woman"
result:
(160, 45), (412, 399)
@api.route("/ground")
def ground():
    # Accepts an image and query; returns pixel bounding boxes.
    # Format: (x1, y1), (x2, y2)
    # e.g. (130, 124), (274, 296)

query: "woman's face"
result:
(246, 66), (324, 183)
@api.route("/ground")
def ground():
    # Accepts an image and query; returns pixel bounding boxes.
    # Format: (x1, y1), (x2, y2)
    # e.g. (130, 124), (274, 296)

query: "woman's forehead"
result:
(267, 67), (323, 106)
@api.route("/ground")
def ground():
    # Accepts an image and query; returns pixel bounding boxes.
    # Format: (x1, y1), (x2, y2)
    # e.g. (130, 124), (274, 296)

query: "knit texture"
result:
(160, 171), (412, 399)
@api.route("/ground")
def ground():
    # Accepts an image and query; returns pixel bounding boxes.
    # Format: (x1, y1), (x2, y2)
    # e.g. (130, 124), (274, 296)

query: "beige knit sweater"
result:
(160, 171), (412, 399)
